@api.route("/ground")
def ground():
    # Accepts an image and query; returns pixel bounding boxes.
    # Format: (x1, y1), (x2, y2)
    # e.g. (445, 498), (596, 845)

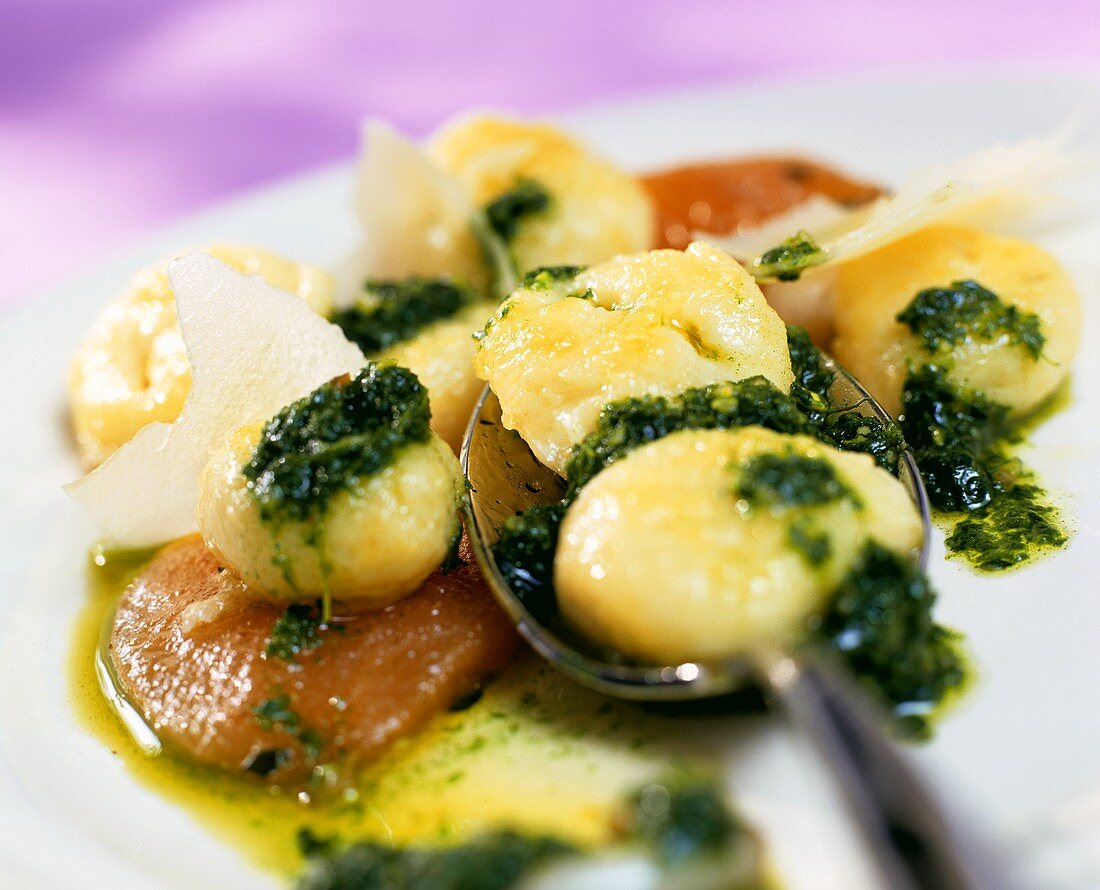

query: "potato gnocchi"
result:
(430, 116), (655, 275)
(198, 421), (462, 608)
(555, 427), (922, 664)
(474, 243), (794, 474)
(832, 225), (1082, 417)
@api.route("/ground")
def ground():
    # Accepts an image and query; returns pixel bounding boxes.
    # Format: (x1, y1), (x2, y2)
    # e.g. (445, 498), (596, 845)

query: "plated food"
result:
(62, 107), (1083, 889)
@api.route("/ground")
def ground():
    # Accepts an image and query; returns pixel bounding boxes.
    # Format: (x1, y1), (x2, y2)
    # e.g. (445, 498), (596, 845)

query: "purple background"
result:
(2, 0), (1098, 309)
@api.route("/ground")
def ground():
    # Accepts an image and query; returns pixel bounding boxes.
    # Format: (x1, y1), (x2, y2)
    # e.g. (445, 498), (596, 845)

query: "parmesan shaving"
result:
(708, 132), (1083, 277)
(66, 252), (366, 549)
(338, 120), (493, 305)
(714, 195), (860, 261)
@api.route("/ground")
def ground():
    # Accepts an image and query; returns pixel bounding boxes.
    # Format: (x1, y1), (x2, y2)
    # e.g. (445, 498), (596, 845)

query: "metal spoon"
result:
(461, 365), (991, 890)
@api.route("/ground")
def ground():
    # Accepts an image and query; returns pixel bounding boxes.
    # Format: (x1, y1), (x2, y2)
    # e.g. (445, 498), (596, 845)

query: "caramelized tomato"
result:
(642, 157), (881, 249)
(110, 536), (517, 782)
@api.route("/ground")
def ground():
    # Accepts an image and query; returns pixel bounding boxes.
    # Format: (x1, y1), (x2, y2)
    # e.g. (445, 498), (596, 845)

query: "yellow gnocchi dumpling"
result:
(368, 301), (497, 453)
(555, 427), (923, 664)
(832, 225), (1081, 418)
(68, 245), (333, 468)
(474, 243), (794, 475)
(430, 116), (655, 274)
(197, 421), (462, 609)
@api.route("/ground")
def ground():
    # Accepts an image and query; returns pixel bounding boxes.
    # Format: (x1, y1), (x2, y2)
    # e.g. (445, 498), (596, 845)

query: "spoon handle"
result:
(761, 654), (996, 890)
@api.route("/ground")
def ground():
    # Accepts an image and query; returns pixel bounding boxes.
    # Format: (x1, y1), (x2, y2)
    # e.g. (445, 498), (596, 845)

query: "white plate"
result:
(1, 70), (1098, 890)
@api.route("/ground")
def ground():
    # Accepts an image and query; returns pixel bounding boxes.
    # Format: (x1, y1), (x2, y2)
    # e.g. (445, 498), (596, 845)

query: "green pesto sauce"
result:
(559, 328), (903, 499)
(483, 178), (552, 242)
(493, 327), (963, 732)
(895, 279), (1067, 571)
(296, 830), (575, 890)
(898, 360), (1067, 572)
(244, 363), (431, 526)
(296, 779), (760, 890)
(735, 451), (858, 509)
(332, 277), (480, 355)
(812, 542), (966, 739)
(733, 449), (862, 570)
(623, 781), (743, 867)
(563, 377), (812, 499)
(266, 602), (324, 661)
(897, 279), (1045, 360)
(816, 410), (906, 473)
(752, 230), (826, 281)
(786, 324), (835, 405)
(786, 325), (905, 471)
(787, 516), (833, 567)
(945, 481), (1066, 572)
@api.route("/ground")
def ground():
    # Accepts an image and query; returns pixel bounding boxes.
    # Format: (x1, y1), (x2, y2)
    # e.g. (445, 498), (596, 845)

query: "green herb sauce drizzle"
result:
(895, 281), (1067, 571)
(295, 779), (761, 890)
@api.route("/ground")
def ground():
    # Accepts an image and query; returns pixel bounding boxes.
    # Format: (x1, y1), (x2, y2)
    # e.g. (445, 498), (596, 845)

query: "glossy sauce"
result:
(72, 554), (675, 875)
(642, 157), (881, 250)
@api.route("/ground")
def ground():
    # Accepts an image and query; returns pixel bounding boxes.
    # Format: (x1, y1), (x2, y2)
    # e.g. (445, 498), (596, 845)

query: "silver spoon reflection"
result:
(461, 359), (989, 890)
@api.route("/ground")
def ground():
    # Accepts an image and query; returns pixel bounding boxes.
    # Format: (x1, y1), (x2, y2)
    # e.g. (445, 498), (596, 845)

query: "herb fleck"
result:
(266, 603), (324, 661)
(253, 695), (300, 732)
(788, 516), (832, 566)
(752, 230), (826, 281)
(521, 265), (584, 289)
(253, 695), (323, 761)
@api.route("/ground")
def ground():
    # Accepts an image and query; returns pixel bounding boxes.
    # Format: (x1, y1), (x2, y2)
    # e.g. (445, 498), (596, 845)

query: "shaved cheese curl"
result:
(707, 132), (1085, 279)
(339, 120), (492, 304)
(65, 252), (366, 549)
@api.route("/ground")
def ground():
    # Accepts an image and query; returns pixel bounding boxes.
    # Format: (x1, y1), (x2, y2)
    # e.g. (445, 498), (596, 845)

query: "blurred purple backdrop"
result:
(2, 0), (1097, 308)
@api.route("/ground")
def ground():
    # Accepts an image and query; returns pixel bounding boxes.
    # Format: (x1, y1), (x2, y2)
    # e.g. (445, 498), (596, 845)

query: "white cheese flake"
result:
(66, 251), (366, 548)
(708, 132), (1085, 277)
(338, 120), (494, 304)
